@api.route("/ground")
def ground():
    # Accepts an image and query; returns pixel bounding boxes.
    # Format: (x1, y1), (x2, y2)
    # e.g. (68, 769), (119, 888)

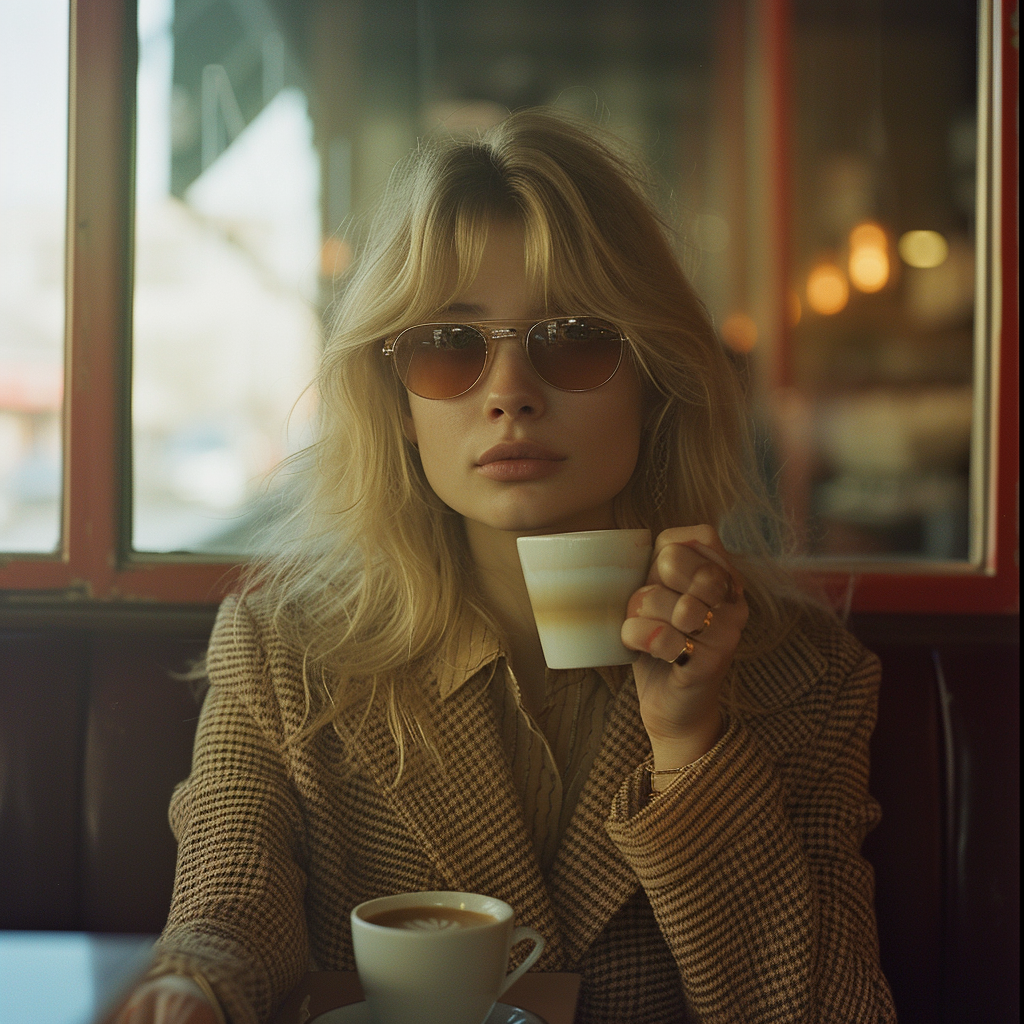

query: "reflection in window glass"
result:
(0, 0), (68, 554)
(132, 0), (319, 554)
(132, 0), (979, 561)
(767, 0), (978, 560)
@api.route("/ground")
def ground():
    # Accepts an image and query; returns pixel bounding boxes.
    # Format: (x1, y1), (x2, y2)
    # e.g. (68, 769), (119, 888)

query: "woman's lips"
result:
(475, 442), (566, 481)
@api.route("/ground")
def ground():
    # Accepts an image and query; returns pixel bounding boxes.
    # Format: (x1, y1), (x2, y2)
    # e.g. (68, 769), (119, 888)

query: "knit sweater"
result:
(149, 592), (896, 1023)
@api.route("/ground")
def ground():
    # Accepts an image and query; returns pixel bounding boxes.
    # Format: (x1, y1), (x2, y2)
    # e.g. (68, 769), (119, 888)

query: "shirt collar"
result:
(432, 606), (630, 700)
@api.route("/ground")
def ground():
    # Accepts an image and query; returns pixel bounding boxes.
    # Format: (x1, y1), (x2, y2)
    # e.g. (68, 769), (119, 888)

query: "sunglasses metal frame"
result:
(381, 316), (627, 399)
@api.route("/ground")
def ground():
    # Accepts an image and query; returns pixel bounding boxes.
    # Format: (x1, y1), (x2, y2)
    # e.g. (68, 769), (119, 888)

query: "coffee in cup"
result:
(350, 891), (544, 1024)
(516, 529), (652, 669)
(362, 905), (497, 930)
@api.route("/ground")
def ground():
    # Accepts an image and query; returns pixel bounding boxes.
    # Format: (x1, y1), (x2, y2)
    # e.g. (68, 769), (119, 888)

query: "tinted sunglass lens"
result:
(397, 324), (487, 399)
(527, 317), (623, 390)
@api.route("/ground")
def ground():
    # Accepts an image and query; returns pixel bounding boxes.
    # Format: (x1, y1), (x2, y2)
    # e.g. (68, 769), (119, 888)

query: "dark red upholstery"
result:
(0, 612), (1019, 1022)
(936, 642), (1019, 1024)
(0, 632), (89, 930)
(0, 618), (209, 935)
(80, 635), (206, 932)
(855, 616), (1020, 1024)
(862, 643), (945, 1023)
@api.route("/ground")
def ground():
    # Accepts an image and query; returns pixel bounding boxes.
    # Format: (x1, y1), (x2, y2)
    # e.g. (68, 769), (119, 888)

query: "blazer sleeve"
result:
(604, 641), (897, 1023)
(146, 595), (310, 1024)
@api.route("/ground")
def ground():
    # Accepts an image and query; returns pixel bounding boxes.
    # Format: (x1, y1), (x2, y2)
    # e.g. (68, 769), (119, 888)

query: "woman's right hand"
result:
(115, 976), (219, 1024)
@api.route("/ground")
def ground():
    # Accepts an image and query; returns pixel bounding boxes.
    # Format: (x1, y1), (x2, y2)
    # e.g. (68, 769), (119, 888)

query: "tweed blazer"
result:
(150, 593), (896, 1023)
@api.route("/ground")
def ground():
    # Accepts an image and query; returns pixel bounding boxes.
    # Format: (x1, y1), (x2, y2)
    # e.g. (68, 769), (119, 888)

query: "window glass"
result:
(0, 0), (69, 554)
(131, 0), (319, 554)
(772, 0), (979, 560)
(131, 0), (980, 562)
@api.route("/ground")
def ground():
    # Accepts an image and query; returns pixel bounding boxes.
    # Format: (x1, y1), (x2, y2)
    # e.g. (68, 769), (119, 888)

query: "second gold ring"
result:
(690, 608), (714, 636)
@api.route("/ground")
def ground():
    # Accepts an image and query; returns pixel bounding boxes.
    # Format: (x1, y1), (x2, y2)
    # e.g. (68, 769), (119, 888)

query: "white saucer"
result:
(309, 1002), (546, 1024)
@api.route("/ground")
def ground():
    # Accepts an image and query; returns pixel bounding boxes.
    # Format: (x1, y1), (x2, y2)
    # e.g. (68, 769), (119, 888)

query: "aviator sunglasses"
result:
(382, 316), (626, 400)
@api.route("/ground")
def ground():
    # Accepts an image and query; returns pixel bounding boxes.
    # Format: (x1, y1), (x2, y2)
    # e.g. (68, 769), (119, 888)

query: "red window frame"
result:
(0, 0), (1017, 613)
(763, 0), (1018, 614)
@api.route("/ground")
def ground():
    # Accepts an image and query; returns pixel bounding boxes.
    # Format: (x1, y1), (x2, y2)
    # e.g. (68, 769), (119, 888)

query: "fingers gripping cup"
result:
(517, 529), (653, 669)
(350, 891), (545, 1024)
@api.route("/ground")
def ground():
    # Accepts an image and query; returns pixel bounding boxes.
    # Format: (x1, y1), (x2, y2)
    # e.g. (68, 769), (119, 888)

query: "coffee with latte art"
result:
(365, 906), (498, 930)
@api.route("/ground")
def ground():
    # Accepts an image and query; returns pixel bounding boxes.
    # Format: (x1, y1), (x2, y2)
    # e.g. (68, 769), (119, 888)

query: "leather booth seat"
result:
(0, 621), (208, 934)
(0, 611), (1018, 1022)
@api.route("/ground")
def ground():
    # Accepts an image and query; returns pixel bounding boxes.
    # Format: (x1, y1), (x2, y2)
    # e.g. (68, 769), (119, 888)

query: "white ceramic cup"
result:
(350, 891), (545, 1024)
(516, 529), (653, 669)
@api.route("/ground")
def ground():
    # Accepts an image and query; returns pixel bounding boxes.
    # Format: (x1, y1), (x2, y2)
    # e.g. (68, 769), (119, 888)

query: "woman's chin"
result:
(462, 503), (618, 537)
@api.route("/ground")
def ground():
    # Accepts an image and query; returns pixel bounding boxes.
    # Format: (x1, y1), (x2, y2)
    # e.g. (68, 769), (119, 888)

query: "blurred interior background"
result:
(0, 0), (981, 561)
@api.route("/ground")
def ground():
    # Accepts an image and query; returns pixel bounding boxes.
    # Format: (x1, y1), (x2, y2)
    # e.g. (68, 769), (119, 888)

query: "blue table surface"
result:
(0, 932), (155, 1024)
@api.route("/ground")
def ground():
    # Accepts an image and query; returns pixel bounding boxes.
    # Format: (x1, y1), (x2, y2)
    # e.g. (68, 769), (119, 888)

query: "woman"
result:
(122, 109), (896, 1023)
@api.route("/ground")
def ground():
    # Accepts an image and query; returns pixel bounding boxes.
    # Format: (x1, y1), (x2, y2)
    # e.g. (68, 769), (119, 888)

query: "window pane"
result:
(131, 0), (319, 554)
(0, 0), (68, 554)
(767, 0), (978, 560)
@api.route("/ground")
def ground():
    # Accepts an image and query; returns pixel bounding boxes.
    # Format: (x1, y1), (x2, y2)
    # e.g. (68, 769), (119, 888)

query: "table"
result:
(0, 934), (579, 1024)
(0, 932), (155, 1024)
(269, 972), (582, 1024)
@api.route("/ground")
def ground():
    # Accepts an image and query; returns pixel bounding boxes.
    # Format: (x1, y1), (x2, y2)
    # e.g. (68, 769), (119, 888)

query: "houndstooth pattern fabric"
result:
(149, 593), (896, 1023)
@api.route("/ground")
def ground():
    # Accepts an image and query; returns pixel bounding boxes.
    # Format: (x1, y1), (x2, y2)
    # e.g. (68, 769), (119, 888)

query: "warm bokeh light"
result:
(806, 262), (849, 315)
(720, 312), (758, 352)
(849, 221), (887, 250)
(848, 221), (890, 292)
(898, 229), (949, 268)
(849, 247), (889, 292)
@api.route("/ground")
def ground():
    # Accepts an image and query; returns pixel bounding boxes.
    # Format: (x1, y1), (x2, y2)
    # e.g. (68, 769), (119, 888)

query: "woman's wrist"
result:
(647, 710), (724, 788)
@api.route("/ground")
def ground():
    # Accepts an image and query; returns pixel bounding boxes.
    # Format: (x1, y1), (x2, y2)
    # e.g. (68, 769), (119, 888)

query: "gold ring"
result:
(673, 636), (696, 666)
(690, 608), (714, 636)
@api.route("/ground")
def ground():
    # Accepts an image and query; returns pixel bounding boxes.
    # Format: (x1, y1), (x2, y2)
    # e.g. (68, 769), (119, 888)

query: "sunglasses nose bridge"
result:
(476, 326), (536, 381)
(483, 326), (521, 341)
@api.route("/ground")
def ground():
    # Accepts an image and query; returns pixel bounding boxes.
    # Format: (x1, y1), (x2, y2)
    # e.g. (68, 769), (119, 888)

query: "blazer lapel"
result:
(547, 678), (650, 964)
(345, 670), (566, 966)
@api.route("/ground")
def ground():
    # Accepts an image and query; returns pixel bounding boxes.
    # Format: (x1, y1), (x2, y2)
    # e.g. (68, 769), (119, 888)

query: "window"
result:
(0, 0), (69, 554)
(132, 0), (320, 555)
(0, 0), (1017, 613)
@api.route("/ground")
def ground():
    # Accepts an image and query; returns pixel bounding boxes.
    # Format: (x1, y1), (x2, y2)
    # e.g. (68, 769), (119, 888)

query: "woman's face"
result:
(402, 219), (643, 536)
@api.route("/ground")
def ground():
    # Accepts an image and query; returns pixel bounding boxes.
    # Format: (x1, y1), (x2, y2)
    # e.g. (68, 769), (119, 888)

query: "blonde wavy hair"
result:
(246, 108), (808, 764)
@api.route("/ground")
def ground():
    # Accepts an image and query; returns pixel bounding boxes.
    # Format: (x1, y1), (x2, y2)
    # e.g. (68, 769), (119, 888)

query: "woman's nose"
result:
(481, 339), (546, 420)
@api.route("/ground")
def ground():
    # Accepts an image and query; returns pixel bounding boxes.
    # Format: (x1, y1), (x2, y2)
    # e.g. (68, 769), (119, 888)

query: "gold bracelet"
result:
(643, 713), (727, 790)
(641, 755), (686, 798)
(642, 754), (690, 777)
